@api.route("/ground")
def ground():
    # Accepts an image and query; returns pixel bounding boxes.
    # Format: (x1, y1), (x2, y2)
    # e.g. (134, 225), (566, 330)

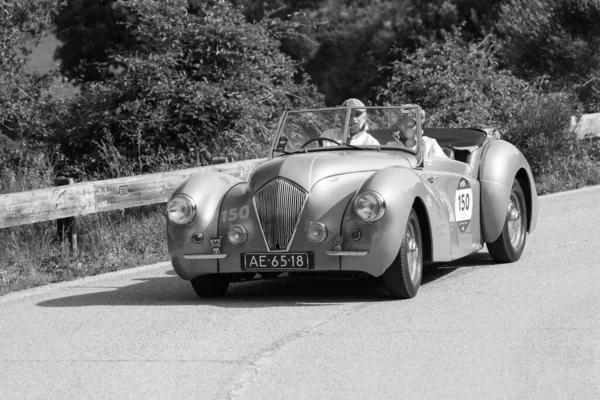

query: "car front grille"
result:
(254, 178), (308, 251)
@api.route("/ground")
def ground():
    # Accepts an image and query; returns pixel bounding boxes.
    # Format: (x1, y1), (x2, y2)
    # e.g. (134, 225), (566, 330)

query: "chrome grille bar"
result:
(254, 179), (307, 251)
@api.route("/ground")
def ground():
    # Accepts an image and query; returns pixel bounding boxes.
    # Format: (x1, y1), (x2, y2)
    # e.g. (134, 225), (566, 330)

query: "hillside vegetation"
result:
(2, 0), (600, 294)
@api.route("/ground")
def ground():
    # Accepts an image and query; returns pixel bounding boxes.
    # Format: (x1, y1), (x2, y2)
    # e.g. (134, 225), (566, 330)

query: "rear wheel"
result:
(190, 274), (229, 297)
(381, 209), (423, 299)
(487, 179), (528, 263)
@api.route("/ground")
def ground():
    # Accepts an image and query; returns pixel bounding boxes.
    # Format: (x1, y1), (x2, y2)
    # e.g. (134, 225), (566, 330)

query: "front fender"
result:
(167, 172), (243, 280)
(341, 166), (430, 277)
(479, 140), (538, 242)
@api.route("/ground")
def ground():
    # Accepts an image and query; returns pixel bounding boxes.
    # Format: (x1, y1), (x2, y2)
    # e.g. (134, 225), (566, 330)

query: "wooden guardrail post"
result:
(54, 178), (78, 253)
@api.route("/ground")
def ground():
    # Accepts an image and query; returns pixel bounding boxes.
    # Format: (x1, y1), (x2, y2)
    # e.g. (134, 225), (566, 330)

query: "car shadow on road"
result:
(37, 252), (497, 308)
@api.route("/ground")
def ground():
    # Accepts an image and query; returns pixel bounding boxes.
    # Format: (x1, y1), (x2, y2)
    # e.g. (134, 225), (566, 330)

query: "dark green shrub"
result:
(48, 0), (324, 178)
(302, 0), (461, 105)
(504, 92), (578, 176)
(378, 33), (535, 129)
(54, 0), (141, 83)
(498, 0), (600, 81)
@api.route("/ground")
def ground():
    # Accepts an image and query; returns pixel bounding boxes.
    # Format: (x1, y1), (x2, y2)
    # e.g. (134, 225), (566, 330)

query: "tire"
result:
(487, 179), (528, 263)
(190, 274), (229, 297)
(381, 209), (423, 299)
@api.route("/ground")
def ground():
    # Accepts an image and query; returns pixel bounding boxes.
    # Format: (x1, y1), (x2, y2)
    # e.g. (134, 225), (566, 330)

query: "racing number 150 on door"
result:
(455, 178), (473, 232)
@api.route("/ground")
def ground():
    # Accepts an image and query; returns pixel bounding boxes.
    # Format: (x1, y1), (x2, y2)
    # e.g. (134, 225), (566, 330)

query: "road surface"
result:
(1, 186), (599, 399)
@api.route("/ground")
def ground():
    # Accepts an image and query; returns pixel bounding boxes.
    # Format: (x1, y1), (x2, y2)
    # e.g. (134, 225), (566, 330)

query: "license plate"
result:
(242, 253), (313, 270)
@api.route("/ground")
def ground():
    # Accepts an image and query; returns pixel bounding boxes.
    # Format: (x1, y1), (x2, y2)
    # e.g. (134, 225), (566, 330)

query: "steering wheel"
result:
(300, 137), (342, 148)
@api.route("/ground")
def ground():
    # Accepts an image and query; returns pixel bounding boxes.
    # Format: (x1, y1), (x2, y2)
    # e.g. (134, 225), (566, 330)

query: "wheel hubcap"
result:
(406, 221), (421, 283)
(507, 193), (524, 248)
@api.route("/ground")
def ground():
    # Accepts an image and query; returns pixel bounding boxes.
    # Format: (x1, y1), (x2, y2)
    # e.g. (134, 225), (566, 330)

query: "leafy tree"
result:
(378, 32), (583, 178)
(378, 33), (534, 128)
(49, 0), (323, 178)
(453, 0), (503, 40)
(232, 0), (506, 105)
(292, 0), (463, 105)
(54, 0), (142, 83)
(1, 0), (57, 138)
(0, 0), (64, 192)
(229, 0), (323, 21)
(497, 0), (600, 82)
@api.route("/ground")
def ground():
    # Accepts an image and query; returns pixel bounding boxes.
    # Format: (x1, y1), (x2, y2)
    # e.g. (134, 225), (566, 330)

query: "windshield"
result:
(271, 106), (421, 156)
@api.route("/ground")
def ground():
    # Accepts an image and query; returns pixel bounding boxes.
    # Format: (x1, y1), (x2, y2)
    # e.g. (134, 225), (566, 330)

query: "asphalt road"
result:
(1, 186), (599, 400)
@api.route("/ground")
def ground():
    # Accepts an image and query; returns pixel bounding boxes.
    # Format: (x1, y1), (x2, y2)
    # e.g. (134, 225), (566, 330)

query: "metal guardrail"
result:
(0, 158), (266, 230)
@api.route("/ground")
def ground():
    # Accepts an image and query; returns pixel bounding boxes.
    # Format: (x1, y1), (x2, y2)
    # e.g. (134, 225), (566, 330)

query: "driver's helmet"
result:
(342, 98), (367, 136)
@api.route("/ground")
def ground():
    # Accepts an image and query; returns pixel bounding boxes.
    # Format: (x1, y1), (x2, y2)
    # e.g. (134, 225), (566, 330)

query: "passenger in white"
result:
(422, 135), (447, 158)
(388, 106), (447, 158)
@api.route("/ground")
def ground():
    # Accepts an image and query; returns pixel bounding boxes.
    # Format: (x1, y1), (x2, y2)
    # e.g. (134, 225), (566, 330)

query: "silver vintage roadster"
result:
(166, 104), (538, 299)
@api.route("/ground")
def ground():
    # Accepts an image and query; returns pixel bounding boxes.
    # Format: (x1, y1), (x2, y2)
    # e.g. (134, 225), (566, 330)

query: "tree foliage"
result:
(378, 33), (534, 128)
(232, 0), (507, 105)
(5, 0), (599, 186)
(0, 0), (57, 139)
(0, 0), (60, 181)
(378, 31), (582, 177)
(48, 0), (323, 178)
(301, 0), (463, 105)
(54, 0), (141, 83)
(498, 0), (600, 82)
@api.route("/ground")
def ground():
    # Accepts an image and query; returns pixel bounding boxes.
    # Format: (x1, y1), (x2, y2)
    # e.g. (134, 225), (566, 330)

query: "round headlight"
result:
(227, 225), (247, 246)
(167, 194), (196, 225)
(354, 191), (385, 222)
(306, 221), (327, 243)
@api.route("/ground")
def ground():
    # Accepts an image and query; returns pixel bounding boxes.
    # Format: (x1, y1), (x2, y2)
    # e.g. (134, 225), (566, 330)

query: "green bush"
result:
(377, 32), (591, 181)
(0, 0), (58, 146)
(302, 0), (462, 105)
(378, 33), (535, 128)
(503, 92), (579, 176)
(48, 0), (324, 179)
(54, 0), (140, 83)
(0, 140), (58, 194)
(498, 0), (600, 81)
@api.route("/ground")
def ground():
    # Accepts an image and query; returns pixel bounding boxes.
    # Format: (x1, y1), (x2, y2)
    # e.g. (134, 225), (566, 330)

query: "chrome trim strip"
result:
(325, 251), (369, 256)
(184, 254), (228, 260)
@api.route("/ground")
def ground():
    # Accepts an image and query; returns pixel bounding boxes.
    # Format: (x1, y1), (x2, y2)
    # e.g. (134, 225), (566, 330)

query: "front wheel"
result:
(190, 274), (229, 298)
(381, 209), (423, 299)
(487, 179), (528, 263)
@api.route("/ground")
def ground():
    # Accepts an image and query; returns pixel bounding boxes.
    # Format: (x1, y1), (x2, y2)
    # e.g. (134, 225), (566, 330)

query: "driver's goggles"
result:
(351, 110), (366, 118)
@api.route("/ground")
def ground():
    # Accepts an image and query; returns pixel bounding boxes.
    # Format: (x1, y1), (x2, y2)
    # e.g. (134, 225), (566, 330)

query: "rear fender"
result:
(479, 140), (538, 242)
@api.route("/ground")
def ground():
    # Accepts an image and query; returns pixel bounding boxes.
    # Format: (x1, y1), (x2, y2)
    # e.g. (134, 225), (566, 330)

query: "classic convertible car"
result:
(166, 104), (538, 299)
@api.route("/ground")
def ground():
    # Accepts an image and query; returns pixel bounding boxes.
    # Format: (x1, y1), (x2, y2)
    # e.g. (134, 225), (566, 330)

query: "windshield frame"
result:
(269, 105), (424, 164)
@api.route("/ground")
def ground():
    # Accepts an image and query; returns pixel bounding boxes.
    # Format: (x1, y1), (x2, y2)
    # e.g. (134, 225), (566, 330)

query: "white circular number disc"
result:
(455, 178), (472, 232)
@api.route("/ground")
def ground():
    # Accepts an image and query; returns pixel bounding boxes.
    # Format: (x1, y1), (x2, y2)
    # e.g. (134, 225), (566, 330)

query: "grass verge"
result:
(0, 205), (168, 296)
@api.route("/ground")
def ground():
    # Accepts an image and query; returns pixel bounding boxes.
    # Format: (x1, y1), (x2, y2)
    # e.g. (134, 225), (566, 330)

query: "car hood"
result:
(249, 151), (415, 192)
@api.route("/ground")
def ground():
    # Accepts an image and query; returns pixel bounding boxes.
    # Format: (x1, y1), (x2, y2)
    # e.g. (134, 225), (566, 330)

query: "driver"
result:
(341, 98), (379, 145)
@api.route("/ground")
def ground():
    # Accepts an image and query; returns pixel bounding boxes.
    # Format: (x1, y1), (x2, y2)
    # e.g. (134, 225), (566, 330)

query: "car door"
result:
(423, 156), (482, 260)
